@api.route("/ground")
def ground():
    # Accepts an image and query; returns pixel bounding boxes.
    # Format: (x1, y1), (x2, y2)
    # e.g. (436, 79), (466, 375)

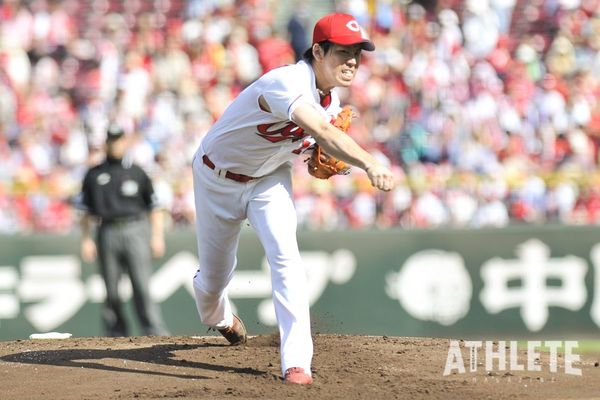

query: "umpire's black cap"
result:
(106, 124), (125, 141)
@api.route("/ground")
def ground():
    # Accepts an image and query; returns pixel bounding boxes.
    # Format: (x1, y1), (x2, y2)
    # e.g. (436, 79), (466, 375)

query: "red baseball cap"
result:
(312, 13), (375, 51)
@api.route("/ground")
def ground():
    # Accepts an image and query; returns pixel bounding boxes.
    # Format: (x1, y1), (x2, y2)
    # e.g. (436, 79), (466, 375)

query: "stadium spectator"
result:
(1, 0), (600, 232)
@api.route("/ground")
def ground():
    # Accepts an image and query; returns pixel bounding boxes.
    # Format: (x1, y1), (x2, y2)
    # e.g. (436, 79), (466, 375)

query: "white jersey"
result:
(196, 60), (342, 177)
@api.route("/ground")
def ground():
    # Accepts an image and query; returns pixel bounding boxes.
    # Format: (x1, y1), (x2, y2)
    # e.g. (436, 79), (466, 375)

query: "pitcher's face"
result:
(321, 44), (363, 89)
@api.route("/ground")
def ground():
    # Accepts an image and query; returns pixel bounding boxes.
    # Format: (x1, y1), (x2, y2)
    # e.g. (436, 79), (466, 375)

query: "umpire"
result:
(79, 124), (170, 337)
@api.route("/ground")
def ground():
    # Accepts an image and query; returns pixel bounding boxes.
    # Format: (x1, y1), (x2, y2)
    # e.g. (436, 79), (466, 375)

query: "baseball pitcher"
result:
(191, 13), (394, 385)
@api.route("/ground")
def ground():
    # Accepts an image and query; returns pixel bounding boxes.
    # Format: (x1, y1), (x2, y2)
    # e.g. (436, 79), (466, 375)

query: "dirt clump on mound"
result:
(0, 334), (598, 399)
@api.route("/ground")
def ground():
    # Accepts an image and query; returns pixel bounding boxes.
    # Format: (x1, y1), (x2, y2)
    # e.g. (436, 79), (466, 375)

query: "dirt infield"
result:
(0, 334), (599, 399)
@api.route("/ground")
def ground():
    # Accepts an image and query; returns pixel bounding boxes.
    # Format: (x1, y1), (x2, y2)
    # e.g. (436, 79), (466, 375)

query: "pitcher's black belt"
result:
(202, 155), (258, 183)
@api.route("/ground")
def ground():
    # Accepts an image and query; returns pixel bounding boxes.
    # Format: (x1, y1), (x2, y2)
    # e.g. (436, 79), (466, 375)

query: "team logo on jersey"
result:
(121, 180), (139, 196)
(97, 173), (110, 185)
(256, 121), (307, 143)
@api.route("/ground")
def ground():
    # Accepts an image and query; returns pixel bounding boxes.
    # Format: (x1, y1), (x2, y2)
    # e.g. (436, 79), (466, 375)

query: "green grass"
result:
(574, 340), (600, 353)
(515, 340), (600, 353)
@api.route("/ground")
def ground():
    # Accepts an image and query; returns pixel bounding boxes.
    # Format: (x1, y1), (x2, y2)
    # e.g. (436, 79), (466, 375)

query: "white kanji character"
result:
(480, 239), (587, 331)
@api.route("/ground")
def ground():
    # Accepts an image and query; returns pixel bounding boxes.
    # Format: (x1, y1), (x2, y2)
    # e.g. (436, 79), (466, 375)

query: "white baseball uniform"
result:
(192, 60), (341, 376)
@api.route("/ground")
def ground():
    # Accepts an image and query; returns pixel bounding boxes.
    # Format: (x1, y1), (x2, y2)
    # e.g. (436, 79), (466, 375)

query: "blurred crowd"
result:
(1, 0), (600, 233)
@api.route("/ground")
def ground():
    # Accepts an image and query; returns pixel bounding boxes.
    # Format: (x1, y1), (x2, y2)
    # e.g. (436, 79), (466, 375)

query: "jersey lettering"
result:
(256, 121), (308, 143)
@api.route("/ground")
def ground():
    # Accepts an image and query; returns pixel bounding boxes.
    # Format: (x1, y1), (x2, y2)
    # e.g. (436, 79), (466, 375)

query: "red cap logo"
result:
(346, 20), (361, 32)
(312, 13), (375, 51)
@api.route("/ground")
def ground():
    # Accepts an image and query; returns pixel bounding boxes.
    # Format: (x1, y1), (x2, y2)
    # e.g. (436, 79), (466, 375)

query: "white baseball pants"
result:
(191, 154), (313, 376)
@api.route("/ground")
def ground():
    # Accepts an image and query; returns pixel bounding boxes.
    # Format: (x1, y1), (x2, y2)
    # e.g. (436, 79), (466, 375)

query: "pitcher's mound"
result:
(0, 334), (598, 399)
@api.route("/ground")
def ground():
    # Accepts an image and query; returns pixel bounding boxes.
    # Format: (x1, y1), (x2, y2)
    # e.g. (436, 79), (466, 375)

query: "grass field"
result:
(515, 340), (600, 353)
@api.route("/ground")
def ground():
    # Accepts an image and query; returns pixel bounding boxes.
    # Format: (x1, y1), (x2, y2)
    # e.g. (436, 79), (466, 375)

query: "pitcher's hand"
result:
(366, 164), (394, 192)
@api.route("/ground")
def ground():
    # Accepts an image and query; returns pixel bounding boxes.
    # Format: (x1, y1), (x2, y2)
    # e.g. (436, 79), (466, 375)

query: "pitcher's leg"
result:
(247, 171), (313, 376)
(192, 156), (244, 329)
(192, 231), (241, 329)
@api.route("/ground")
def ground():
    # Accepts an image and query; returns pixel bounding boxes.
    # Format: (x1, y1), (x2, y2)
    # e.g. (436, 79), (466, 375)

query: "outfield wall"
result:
(1, 226), (600, 340)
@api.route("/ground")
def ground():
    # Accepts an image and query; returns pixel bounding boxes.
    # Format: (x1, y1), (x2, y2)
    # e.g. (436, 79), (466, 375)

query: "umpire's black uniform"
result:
(80, 126), (169, 337)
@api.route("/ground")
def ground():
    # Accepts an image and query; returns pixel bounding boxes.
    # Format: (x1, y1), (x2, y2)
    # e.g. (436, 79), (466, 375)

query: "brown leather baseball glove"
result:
(306, 106), (353, 179)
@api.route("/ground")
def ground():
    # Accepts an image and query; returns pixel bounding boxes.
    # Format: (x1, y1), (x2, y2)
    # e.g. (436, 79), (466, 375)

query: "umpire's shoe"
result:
(217, 314), (247, 345)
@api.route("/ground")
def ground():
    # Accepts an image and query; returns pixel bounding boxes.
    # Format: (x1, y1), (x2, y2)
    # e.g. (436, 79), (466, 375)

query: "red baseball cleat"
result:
(284, 367), (313, 385)
(217, 314), (247, 345)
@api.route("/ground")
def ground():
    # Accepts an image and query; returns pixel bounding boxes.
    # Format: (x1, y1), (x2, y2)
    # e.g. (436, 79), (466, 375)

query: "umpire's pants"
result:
(97, 218), (169, 336)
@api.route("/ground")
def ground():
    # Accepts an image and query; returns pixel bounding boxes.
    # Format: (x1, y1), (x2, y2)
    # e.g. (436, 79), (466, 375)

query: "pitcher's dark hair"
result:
(302, 41), (333, 64)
